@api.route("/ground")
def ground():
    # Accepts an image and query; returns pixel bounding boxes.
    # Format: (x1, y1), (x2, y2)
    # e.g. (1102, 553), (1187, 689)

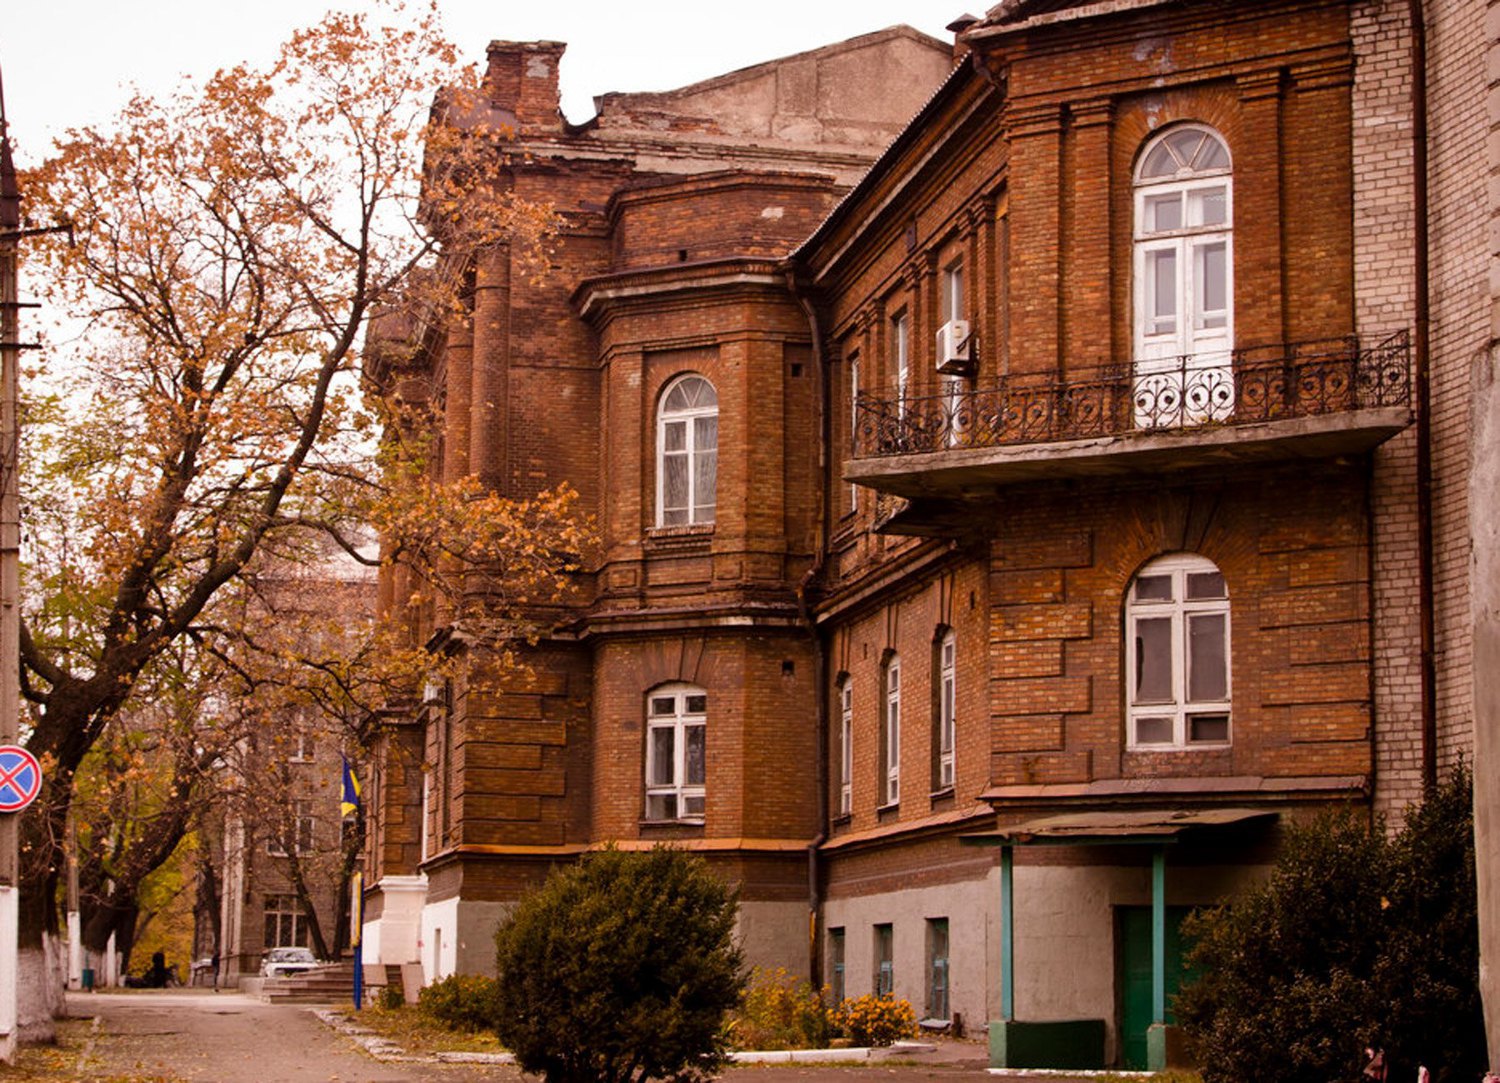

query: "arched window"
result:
(1126, 553), (1231, 749)
(657, 374), (718, 526)
(1133, 125), (1233, 427)
(645, 684), (706, 821)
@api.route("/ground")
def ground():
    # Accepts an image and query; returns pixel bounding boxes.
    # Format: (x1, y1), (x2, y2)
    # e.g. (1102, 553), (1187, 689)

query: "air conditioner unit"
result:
(935, 319), (974, 376)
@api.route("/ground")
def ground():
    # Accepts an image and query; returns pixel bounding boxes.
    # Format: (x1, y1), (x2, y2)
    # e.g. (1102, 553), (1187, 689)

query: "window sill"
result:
(928, 786), (955, 809)
(831, 812), (852, 828)
(644, 523), (715, 555)
(639, 819), (706, 836)
(876, 801), (900, 823)
(1126, 742), (1232, 753)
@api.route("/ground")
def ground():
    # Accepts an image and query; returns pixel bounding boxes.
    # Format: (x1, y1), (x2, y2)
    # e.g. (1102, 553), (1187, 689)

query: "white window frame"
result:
(289, 730), (315, 763)
(1126, 553), (1232, 750)
(937, 631), (956, 791)
(941, 259), (965, 326)
(656, 374), (718, 527)
(644, 684), (707, 823)
(882, 655), (901, 806)
(267, 799), (315, 856)
(940, 260), (967, 444)
(839, 679), (854, 817)
(1132, 125), (1234, 427)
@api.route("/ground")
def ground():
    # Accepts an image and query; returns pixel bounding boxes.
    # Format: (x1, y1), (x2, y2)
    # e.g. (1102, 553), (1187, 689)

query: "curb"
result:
(730, 1040), (938, 1064)
(312, 1010), (943, 1069)
(312, 1007), (516, 1064)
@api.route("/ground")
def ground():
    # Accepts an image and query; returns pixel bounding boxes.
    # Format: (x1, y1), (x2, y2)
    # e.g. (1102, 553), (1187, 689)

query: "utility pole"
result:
(0, 66), (62, 1064)
(0, 66), (25, 1067)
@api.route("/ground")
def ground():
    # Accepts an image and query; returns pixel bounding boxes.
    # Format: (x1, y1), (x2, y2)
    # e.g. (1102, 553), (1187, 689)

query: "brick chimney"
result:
(484, 41), (566, 135)
(947, 15), (980, 63)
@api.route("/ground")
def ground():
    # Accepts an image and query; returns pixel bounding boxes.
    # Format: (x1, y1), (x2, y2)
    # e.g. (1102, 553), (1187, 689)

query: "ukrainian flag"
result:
(341, 756), (361, 819)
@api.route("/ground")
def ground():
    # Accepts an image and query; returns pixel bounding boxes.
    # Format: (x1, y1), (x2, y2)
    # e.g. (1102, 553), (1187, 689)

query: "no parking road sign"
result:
(0, 745), (41, 814)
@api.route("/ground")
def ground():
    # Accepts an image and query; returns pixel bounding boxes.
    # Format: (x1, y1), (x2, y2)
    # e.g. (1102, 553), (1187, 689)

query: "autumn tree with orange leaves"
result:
(13, 3), (585, 1037)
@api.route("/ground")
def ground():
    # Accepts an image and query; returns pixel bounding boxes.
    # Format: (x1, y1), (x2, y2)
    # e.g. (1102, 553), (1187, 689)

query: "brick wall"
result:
(1426, 0), (1488, 763)
(985, 468), (1373, 789)
(591, 632), (819, 844)
(824, 558), (991, 835)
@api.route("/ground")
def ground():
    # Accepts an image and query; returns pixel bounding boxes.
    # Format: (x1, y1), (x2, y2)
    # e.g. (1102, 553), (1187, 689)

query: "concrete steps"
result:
(256, 962), (402, 1004)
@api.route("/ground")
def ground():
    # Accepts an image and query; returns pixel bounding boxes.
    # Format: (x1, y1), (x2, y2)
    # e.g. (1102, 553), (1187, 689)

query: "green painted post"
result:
(1152, 846), (1166, 1025)
(1001, 844), (1015, 1022)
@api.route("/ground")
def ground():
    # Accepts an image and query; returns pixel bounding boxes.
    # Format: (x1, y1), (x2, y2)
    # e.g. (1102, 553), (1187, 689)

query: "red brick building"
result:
(364, 1), (1495, 1071)
(359, 25), (957, 986)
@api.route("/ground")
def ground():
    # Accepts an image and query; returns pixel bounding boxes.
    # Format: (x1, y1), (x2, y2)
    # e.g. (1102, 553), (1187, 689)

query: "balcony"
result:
(847, 332), (1412, 503)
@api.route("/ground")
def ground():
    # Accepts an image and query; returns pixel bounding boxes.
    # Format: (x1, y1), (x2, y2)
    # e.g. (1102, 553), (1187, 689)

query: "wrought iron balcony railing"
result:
(853, 332), (1411, 459)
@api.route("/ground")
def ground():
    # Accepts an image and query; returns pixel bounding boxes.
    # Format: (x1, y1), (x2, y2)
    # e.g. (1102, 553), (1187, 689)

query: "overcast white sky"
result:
(3, 2), (967, 165)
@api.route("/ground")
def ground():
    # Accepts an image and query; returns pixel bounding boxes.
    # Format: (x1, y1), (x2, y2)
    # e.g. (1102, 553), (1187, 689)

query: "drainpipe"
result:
(787, 266), (830, 988)
(1408, 0), (1438, 791)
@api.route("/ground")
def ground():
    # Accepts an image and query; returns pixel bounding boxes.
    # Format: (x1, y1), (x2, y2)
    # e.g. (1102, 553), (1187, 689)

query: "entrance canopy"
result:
(960, 806), (1278, 847)
(959, 806), (1279, 1069)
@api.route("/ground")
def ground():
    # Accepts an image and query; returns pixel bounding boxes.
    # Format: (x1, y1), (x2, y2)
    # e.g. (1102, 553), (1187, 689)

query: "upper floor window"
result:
(289, 730), (315, 763)
(645, 684), (707, 822)
(934, 629), (956, 791)
(1126, 553), (1231, 749)
(839, 679), (854, 817)
(657, 375), (717, 526)
(1133, 125), (1234, 425)
(881, 654), (901, 806)
(848, 354), (861, 513)
(267, 800), (315, 856)
(890, 312), (910, 416)
(941, 259), (965, 326)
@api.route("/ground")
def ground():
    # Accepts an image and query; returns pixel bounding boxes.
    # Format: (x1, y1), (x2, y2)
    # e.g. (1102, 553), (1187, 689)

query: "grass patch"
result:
(343, 1002), (508, 1055)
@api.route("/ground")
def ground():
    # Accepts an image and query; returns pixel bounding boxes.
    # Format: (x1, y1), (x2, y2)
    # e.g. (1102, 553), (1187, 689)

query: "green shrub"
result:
(492, 845), (746, 1083)
(417, 973), (500, 1033)
(729, 967), (836, 1051)
(834, 993), (917, 1047)
(375, 981), (405, 1011)
(1177, 766), (1484, 1083)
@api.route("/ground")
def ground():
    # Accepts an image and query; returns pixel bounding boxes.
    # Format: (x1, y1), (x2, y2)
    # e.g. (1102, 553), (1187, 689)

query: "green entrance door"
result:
(1118, 906), (1195, 1070)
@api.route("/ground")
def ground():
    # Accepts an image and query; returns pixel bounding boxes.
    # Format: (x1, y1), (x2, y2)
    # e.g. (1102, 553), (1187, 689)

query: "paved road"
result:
(52, 990), (1106, 1083)
(64, 990), (484, 1082)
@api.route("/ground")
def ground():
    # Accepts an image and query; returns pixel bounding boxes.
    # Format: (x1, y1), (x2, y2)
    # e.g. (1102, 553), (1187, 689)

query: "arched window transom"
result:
(1126, 553), (1231, 749)
(1133, 124), (1234, 427)
(657, 374), (718, 526)
(645, 683), (706, 821)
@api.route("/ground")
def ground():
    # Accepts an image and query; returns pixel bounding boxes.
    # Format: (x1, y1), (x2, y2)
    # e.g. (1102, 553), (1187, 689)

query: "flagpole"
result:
(343, 756), (363, 1010)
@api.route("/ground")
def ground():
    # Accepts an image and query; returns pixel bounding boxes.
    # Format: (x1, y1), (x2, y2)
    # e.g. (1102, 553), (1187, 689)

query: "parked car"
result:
(260, 946), (320, 978)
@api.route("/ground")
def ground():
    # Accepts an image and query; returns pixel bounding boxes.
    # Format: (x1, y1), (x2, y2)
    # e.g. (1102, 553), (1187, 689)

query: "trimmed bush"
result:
(417, 973), (499, 1032)
(493, 845), (746, 1083)
(834, 993), (918, 1047)
(1177, 766), (1483, 1083)
(730, 967), (836, 1051)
